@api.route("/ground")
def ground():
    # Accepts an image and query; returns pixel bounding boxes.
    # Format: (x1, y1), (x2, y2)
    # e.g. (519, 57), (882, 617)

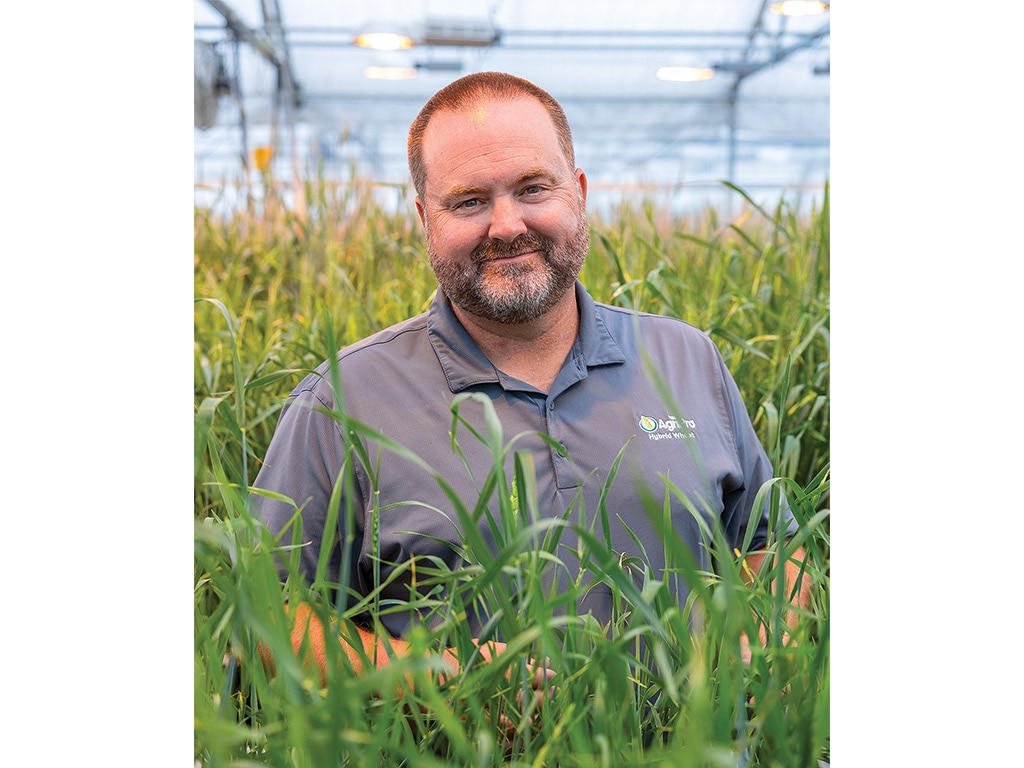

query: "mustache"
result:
(472, 233), (550, 264)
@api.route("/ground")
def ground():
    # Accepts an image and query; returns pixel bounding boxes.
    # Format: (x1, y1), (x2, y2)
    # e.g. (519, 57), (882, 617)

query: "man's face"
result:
(414, 97), (589, 325)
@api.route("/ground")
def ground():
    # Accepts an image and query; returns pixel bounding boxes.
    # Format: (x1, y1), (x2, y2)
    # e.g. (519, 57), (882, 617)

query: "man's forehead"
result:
(417, 96), (569, 192)
(421, 98), (558, 160)
(428, 96), (548, 131)
(470, 103), (489, 124)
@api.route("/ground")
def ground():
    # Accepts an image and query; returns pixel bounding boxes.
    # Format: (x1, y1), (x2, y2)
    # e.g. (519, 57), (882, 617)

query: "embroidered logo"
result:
(638, 414), (697, 441)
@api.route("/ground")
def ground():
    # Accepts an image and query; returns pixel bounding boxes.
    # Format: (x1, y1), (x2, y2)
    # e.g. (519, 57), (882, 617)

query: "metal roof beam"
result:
(203, 0), (282, 69)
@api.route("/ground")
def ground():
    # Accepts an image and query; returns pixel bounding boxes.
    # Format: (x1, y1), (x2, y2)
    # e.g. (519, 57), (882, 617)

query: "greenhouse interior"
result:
(194, 2), (833, 766)
(194, 0), (830, 216)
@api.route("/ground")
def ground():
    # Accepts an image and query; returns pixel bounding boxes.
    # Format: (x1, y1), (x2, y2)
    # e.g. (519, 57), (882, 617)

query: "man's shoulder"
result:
(292, 312), (432, 397)
(593, 300), (712, 345)
(337, 312), (432, 360)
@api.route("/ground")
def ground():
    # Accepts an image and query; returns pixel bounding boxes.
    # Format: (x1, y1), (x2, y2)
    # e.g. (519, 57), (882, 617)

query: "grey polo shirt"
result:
(252, 281), (793, 637)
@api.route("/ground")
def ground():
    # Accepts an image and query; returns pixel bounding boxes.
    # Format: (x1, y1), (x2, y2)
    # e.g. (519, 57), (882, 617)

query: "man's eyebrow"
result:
(441, 183), (488, 201)
(513, 167), (556, 186)
(440, 168), (558, 202)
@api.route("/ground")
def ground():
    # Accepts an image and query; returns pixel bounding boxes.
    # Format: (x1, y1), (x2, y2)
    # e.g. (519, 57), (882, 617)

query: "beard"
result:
(428, 206), (590, 325)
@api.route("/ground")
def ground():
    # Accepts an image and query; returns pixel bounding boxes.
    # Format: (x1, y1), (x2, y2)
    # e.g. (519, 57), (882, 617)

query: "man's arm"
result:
(741, 544), (812, 660)
(257, 602), (520, 690)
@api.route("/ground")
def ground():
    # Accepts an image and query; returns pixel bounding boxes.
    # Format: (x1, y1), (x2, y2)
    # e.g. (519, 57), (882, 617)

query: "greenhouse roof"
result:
(194, 0), (830, 213)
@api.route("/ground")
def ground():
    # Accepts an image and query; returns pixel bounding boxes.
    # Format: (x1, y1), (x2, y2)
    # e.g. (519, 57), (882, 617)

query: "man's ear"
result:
(575, 169), (588, 205)
(414, 195), (426, 227)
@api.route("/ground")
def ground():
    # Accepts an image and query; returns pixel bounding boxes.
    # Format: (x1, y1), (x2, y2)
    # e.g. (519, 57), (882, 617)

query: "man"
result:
(252, 71), (806, 683)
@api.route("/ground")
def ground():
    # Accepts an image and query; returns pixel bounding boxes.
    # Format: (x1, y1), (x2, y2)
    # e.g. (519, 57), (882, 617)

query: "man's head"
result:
(408, 71), (576, 200)
(408, 72), (589, 325)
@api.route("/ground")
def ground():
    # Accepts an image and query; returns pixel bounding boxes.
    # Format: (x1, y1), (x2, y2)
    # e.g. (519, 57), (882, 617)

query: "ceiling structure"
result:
(194, 0), (830, 216)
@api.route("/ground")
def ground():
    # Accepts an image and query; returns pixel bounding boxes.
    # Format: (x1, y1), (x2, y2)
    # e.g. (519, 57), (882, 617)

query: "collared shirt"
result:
(253, 282), (793, 637)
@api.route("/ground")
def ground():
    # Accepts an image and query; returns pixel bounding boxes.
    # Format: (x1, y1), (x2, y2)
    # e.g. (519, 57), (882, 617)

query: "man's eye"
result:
(457, 199), (480, 209)
(523, 185), (542, 195)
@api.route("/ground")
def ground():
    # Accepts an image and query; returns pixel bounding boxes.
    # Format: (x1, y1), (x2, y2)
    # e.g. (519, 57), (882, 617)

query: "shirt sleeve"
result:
(249, 384), (366, 596)
(714, 351), (798, 553)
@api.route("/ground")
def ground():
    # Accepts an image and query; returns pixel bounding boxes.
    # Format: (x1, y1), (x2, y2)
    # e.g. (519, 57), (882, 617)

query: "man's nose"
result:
(487, 195), (528, 242)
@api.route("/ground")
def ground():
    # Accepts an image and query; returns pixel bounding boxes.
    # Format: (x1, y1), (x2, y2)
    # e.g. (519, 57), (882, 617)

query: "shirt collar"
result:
(428, 281), (626, 393)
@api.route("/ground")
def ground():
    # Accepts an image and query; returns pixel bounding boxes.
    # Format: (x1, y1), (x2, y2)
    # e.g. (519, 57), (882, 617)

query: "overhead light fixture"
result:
(769, 1), (829, 16)
(712, 61), (761, 76)
(363, 66), (417, 80)
(418, 18), (500, 47)
(656, 66), (715, 82)
(353, 31), (414, 51)
(353, 18), (499, 51)
(415, 60), (463, 73)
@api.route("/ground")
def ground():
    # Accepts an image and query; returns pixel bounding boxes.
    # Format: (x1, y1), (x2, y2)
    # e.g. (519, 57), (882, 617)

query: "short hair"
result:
(407, 71), (575, 199)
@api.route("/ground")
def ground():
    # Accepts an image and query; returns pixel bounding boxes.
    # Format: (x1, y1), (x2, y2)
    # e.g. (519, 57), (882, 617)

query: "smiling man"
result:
(252, 72), (807, 687)
(412, 82), (591, 394)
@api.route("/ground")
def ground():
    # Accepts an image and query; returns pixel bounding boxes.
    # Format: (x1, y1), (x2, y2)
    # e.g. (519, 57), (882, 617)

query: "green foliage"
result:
(195, 177), (830, 767)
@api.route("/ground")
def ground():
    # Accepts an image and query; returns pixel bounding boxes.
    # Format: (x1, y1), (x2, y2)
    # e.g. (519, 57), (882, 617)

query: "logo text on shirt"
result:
(638, 414), (697, 441)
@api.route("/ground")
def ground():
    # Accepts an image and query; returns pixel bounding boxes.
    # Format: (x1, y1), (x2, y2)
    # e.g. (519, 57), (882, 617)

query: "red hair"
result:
(407, 71), (576, 198)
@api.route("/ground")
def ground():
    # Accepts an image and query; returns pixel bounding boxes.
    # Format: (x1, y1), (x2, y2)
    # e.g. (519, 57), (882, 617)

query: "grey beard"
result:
(427, 212), (590, 325)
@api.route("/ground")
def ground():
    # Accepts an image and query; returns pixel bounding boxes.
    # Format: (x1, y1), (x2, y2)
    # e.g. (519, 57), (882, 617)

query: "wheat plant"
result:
(194, 175), (829, 767)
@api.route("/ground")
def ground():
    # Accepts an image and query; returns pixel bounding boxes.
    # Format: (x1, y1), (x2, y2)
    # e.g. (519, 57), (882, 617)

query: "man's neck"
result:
(451, 290), (579, 394)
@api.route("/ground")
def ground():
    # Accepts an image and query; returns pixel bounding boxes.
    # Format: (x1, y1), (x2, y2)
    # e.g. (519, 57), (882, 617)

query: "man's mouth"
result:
(489, 250), (539, 262)
(475, 236), (548, 265)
